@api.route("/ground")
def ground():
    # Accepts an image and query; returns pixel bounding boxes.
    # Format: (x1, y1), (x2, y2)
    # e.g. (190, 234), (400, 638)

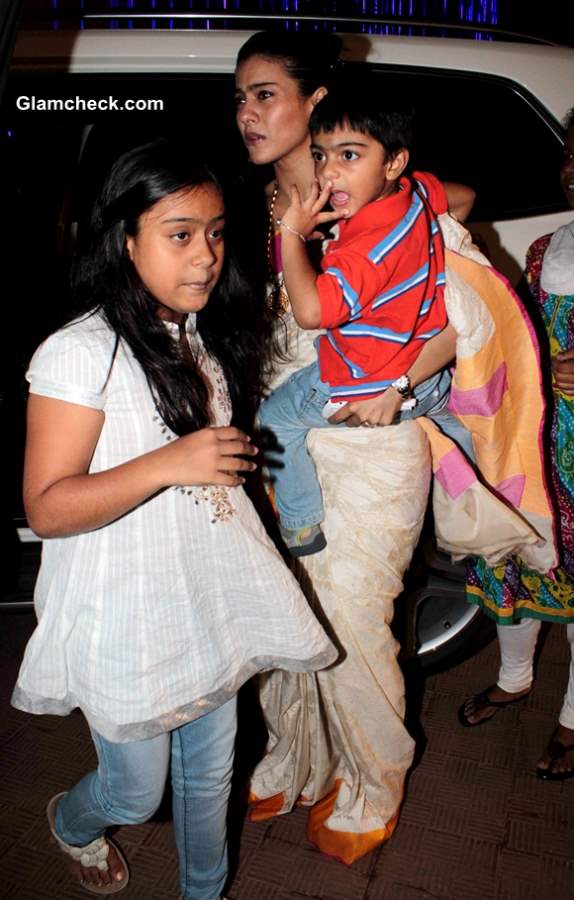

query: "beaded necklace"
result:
(266, 181), (289, 315)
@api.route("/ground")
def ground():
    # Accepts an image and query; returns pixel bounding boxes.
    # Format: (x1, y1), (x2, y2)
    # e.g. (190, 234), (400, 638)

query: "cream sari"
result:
(248, 301), (431, 864)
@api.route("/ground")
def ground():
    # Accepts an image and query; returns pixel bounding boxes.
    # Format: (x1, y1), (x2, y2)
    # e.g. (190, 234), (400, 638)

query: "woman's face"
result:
(126, 183), (225, 324)
(560, 124), (574, 209)
(235, 55), (324, 166)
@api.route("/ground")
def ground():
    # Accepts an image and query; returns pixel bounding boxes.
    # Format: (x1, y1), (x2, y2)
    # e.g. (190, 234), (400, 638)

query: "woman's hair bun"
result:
(236, 30), (342, 96)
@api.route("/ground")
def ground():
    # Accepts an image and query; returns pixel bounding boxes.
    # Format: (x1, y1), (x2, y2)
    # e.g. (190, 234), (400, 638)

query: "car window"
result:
(344, 63), (567, 221)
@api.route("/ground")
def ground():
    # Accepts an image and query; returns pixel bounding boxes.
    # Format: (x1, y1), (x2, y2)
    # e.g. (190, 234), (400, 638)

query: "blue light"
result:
(43, 0), (500, 34)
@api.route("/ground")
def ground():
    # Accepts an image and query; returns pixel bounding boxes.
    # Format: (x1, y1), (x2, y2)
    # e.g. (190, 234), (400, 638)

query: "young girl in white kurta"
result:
(11, 139), (335, 899)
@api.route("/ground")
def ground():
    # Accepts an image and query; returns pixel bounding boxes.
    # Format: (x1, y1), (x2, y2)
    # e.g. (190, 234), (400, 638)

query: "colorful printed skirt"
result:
(467, 286), (574, 626)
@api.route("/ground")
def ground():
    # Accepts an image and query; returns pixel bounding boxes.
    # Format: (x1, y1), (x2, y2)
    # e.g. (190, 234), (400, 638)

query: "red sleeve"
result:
(316, 249), (383, 330)
(412, 171), (448, 216)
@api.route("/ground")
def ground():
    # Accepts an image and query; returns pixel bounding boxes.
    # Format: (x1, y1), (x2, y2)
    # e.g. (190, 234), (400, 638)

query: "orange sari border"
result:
(247, 790), (286, 821)
(306, 780), (399, 866)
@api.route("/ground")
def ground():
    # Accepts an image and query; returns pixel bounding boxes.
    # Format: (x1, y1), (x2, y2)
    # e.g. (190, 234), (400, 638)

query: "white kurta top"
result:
(12, 312), (335, 742)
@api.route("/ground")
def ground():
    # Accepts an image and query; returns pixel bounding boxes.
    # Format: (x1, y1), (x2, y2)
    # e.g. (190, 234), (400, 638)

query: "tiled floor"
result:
(1, 560), (574, 899)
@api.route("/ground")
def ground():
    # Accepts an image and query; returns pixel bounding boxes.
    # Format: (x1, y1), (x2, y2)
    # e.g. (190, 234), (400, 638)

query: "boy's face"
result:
(311, 124), (400, 218)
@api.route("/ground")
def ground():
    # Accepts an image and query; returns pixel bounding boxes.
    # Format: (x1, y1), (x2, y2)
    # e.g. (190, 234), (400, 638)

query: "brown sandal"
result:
(458, 685), (530, 727)
(47, 793), (129, 895)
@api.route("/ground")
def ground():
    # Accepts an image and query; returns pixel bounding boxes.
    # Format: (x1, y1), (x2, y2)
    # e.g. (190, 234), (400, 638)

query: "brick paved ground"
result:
(1, 552), (574, 899)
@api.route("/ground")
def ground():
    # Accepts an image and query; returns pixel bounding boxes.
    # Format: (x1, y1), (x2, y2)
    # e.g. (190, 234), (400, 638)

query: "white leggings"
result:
(497, 620), (574, 729)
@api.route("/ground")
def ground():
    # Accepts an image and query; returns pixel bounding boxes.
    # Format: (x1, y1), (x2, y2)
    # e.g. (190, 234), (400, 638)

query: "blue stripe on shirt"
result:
(339, 322), (413, 345)
(367, 191), (424, 265)
(417, 327), (443, 340)
(415, 179), (429, 200)
(417, 271), (446, 316)
(325, 331), (366, 379)
(324, 267), (361, 319)
(330, 379), (396, 398)
(372, 262), (430, 310)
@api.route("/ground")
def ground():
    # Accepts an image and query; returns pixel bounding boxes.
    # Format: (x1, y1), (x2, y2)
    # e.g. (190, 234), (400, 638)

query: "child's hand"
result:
(281, 180), (346, 241)
(159, 426), (258, 487)
(329, 389), (404, 428)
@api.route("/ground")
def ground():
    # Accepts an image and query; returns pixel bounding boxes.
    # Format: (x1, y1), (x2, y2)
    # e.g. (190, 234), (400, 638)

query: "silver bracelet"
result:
(276, 218), (307, 243)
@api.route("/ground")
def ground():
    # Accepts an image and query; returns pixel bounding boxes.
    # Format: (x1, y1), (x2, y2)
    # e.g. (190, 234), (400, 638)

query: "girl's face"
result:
(126, 183), (225, 324)
(235, 55), (325, 166)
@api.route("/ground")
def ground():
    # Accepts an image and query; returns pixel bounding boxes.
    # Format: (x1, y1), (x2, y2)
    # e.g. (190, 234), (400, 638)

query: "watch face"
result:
(393, 375), (411, 395)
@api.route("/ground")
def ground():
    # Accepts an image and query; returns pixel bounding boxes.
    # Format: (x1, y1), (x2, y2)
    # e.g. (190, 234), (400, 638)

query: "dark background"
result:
(15, 0), (574, 46)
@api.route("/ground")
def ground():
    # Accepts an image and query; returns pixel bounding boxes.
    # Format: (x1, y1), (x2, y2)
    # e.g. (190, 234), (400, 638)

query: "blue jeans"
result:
(259, 361), (472, 530)
(55, 697), (237, 900)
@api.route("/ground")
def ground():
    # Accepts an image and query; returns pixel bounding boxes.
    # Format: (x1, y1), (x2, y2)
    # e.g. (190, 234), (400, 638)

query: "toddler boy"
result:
(259, 90), (471, 557)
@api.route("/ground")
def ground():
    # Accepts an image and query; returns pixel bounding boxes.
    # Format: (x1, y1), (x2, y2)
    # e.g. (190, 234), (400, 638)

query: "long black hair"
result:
(70, 138), (268, 434)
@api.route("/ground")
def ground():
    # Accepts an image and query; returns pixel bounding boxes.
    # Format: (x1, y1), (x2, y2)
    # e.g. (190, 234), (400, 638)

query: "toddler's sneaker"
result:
(279, 524), (327, 557)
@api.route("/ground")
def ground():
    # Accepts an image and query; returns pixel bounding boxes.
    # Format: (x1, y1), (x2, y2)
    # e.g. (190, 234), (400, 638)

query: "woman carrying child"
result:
(235, 30), (558, 864)
(234, 30), (473, 865)
(11, 138), (335, 898)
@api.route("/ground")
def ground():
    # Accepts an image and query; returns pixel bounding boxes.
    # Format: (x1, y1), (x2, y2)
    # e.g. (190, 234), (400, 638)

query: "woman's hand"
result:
(281, 180), (346, 241)
(552, 349), (574, 394)
(157, 426), (258, 488)
(443, 181), (476, 223)
(328, 389), (403, 428)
